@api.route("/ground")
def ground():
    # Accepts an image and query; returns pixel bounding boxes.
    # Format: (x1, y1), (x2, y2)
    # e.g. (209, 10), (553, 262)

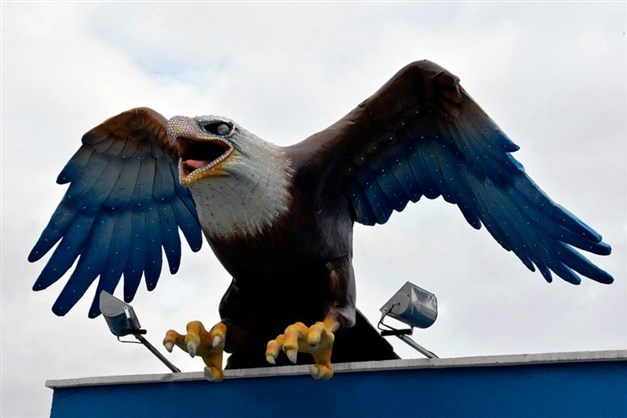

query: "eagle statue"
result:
(29, 60), (613, 381)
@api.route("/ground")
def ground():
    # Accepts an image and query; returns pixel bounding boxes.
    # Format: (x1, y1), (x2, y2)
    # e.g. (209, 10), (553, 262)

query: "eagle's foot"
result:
(265, 318), (338, 380)
(163, 321), (227, 382)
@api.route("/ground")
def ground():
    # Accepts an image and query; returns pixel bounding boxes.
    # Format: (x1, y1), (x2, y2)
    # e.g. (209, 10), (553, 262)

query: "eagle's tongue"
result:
(183, 159), (208, 172)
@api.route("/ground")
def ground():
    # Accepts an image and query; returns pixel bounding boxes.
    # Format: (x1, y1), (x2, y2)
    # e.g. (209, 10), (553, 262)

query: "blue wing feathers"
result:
(52, 211), (117, 316)
(153, 157), (176, 201)
(102, 134), (127, 157)
(89, 133), (116, 154)
(390, 154), (423, 203)
(57, 147), (94, 184)
(150, 140), (165, 159)
(158, 203), (182, 274)
(85, 164), (124, 211)
(32, 213), (95, 289)
(123, 210), (147, 302)
(31, 110), (203, 316)
(507, 182), (610, 255)
(58, 154), (107, 207)
(82, 130), (111, 147)
(144, 204), (163, 291)
(177, 187), (199, 218)
(369, 153), (411, 212)
(355, 168), (394, 224)
(87, 210), (133, 317)
(105, 210), (133, 275)
(488, 190), (540, 271)
(424, 140), (457, 204)
(376, 172), (410, 213)
(119, 137), (140, 159)
(102, 156), (142, 210)
(345, 81), (611, 285)
(550, 205), (603, 243)
(449, 116), (521, 185)
(511, 175), (603, 243)
(438, 156), (482, 229)
(132, 157), (157, 208)
(344, 180), (377, 225)
(467, 176), (523, 256)
(556, 243), (613, 284)
(495, 189), (564, 280)
(547, 260), (582, 285)
(88, 273), (121, 318)
(29, 203), (78, 262)
(63, 153), (114, 211)
(171, 197), (203, 252)
(407, 141), (440, 199)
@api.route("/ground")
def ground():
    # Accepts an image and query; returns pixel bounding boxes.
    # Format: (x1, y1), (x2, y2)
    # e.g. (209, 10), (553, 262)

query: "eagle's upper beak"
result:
(167, 116), (234, 186)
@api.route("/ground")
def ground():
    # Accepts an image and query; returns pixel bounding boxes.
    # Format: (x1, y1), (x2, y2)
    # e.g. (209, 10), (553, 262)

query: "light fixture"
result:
(379, 281), (438, 358)
(99, 291), (181, 373)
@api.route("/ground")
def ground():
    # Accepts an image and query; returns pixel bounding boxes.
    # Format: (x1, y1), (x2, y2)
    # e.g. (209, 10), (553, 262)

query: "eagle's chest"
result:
(199, 193), (354, 286)
(188, 161), (292, 239)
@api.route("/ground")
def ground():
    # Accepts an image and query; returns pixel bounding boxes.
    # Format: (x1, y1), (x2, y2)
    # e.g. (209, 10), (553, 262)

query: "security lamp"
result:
(99, 291), (180, 373)
(380, 281), (437, 329)
(379, 282), (438, 358)
(100, 291), (142, 337)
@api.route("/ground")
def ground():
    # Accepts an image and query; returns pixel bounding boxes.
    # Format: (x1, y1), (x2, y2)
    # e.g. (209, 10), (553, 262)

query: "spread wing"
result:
(296, 60), (612, 285)
(29, 108), (203, 317)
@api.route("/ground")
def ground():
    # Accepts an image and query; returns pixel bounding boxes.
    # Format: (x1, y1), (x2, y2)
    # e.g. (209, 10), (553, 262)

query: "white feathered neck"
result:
(189, 126), (293, 239)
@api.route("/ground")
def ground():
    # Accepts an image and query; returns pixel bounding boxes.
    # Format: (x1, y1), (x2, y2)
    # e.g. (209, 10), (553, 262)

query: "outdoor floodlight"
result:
(380, 281), (438, 329)
(100, 291), (142, 337)
(379, 282), (438, 359)
(99, 291), (181, 373)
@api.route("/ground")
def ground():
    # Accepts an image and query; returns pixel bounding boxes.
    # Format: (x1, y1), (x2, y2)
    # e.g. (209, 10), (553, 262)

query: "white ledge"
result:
(46, 349), (627, 389)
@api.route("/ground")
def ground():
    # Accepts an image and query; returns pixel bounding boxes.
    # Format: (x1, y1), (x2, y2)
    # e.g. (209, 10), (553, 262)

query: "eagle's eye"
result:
(201, 121), (233, 136)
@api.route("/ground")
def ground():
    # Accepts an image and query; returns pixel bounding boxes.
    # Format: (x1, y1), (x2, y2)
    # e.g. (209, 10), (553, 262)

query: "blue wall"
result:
(50, 361), (627, 418)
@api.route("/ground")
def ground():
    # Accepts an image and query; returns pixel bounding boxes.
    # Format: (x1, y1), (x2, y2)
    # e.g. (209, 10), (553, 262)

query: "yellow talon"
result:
(204, 365), (224, 382)
(309, 364), (334, 380)
(266, 317), (339, 379)
(163, 321), (227, 382)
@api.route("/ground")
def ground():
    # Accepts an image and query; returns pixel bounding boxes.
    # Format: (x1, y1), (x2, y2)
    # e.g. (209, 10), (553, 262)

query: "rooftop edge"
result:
(46, 349), (627, 389)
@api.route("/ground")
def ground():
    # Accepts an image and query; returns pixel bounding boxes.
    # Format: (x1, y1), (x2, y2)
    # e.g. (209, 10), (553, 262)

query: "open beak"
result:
(176, 136), (234, 186)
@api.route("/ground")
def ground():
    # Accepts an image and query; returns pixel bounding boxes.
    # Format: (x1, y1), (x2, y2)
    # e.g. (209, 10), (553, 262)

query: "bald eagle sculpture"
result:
(29, 60), (612, 380)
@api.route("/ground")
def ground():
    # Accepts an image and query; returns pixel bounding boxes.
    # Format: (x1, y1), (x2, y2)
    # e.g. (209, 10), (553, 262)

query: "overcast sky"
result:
(2, 2), (626, 417)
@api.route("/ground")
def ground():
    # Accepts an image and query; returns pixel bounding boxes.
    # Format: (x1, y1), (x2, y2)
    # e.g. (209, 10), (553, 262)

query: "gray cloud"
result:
(2, 3), (625, 417)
